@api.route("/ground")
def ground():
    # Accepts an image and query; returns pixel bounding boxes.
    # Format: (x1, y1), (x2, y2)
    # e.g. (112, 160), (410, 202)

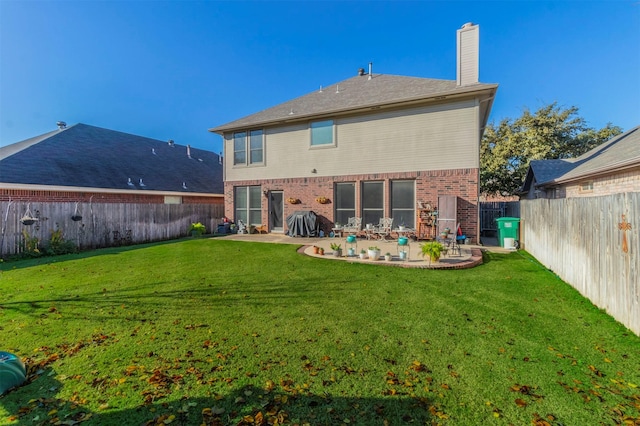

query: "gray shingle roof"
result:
(0, 123), (223, 194)
(210, 73), (498, 133)
(523, 125), (640, 191)
(529, 159), (576, 185)
(553, 125), (640, 184)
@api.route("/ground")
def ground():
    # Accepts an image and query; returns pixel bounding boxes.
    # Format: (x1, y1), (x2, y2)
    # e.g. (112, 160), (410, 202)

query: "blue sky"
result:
(1, 1), (638, 153)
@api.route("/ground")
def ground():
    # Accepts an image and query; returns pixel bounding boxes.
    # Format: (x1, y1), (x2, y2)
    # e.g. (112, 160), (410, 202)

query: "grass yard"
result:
(0, 238), (638, 426)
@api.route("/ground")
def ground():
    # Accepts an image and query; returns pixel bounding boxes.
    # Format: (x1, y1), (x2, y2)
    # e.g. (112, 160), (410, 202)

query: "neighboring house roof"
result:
(210, 73), (498, 133)
(0, 123), (223, 194)
(521, 125), (640, 192)
(553, 125), (640, 184)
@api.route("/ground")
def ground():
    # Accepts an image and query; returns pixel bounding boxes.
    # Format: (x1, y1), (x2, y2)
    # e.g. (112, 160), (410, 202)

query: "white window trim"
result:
(232, 129), (265, 167)
(309, 120), (337, 149)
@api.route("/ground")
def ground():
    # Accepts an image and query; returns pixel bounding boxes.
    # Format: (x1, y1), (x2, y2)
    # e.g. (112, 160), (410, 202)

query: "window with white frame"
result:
(361, 181), (383, 226)
(580, 181), (594, 192)
(391, 180), (415, 228)
(233, 130), (263, 166)
(334, 182), (355, 225)
(310, 120), (335, 147)
(235, 186), (262, 225)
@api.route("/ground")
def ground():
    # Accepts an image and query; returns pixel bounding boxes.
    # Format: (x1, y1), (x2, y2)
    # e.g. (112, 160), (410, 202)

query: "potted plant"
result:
(399, 250), (408, 261)
(318, 247), (325, 255)
(367, 246), (381, 261)
(359, 249), (367, 259)
(313, 245), (320, 254)
(188, 222), (206, 237)
(384, 252), (392, 261)
(330, 242), (342, 257)
(419, 241), (445, 263)
(347, 247), (356, 257)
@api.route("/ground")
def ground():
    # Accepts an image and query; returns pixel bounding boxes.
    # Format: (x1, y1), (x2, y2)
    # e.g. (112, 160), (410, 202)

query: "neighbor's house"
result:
(520, 125), (640, 199)
(0, 123), (224, 205)
(210, 24), (497, 243)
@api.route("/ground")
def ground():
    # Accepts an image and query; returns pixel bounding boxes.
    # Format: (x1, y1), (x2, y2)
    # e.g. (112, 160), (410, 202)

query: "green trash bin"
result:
(495, 217), (520, 249)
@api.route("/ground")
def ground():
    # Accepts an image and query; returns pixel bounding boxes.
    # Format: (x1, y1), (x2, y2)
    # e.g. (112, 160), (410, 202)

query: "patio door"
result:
(269, 191), (284, 232)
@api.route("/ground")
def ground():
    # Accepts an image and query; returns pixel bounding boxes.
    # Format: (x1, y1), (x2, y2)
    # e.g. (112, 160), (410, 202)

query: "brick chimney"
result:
(456, 23), (479, 86)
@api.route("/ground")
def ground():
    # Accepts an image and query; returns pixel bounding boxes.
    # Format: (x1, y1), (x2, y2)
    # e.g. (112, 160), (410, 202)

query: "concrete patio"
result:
(218, 233), (512, 269)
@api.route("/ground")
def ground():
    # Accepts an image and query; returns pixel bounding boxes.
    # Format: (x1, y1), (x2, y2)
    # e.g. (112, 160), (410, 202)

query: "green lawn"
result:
(0, 239), (638, 426)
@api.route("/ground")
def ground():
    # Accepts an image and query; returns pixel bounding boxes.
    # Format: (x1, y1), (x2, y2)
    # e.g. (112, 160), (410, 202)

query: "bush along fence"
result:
(521, 192), (639, 336)
(0, 201), (225, 258)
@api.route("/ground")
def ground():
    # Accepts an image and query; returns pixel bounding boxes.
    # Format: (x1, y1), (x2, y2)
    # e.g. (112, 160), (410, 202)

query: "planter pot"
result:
(333, 249), (342, 257)
(20, 218), (36, 226)
(430, 255), (440, 263)
(384, 254), (392, 261)
(359, 253), (367, 260)
(313, 246), (320, 254)
(367, 249), (381, 261)
(0, 352), (26, 395)
(346, 235), (356, 243)
(399, 251), (407, 261)
(347, 248), (356, 257)
(398, 237), (408, 246)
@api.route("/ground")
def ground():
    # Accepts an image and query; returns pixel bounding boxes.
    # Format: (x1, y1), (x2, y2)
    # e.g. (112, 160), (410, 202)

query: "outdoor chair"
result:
(374, 218), (394, 242)
(342, 217), (362, 235)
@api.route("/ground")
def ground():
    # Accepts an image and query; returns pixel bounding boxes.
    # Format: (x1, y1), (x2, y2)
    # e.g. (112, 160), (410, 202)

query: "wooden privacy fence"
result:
(0, 201), (225, 258)
(521, 193), (639, 335)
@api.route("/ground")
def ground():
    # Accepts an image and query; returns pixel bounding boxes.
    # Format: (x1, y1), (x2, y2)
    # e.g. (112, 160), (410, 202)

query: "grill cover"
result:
(286, 210), (317, 237)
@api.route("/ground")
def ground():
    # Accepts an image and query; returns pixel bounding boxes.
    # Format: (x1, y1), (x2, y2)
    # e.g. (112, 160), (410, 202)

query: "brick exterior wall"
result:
(0, 188), (223, 205)
(564, 166), (640, 198)
(225, 168), (480, 243)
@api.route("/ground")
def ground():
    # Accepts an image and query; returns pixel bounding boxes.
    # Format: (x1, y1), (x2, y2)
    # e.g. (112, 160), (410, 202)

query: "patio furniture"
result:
(374, 218), (394, 242)
(341, 217), (362, 236)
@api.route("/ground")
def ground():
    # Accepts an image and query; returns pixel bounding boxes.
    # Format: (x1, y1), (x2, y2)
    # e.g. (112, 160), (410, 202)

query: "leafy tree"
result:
(480, 102), (622, 196)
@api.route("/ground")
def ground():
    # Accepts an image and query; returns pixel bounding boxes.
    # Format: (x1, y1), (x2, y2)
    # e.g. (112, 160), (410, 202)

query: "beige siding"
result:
(225, 100), (480, 182)
(457, 25), (479, 86)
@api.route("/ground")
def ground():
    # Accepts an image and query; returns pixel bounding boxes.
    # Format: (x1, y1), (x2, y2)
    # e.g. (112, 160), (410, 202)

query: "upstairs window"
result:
(310, 120), (335, 147)
(234, 130), (263, 166)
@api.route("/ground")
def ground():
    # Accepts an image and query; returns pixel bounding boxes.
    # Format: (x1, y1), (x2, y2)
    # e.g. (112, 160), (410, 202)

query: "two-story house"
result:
(210, 23), (498, 243)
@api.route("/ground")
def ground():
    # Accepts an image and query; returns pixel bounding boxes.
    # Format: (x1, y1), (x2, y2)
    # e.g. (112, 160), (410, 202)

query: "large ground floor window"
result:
(391, 180), (415, 228)
(334, 182), (355, 225)
(361, 181), (384, 226)
(235, 186), (262, 225)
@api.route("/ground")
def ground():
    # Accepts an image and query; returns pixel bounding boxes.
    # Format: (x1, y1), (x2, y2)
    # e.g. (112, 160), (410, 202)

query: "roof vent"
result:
(187, 145), (192, 158)
(152, 148), (157, 155)
(358, 68), (365, 76)
(139, 178), (146, 187)
(368, 62), (372, 80)
(219, 152), (222, 165)
(168, 139), (175, 147)
(182, 182), (187, 189)
(127, 178), (134, 186)
(56, 121), (67, 129)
